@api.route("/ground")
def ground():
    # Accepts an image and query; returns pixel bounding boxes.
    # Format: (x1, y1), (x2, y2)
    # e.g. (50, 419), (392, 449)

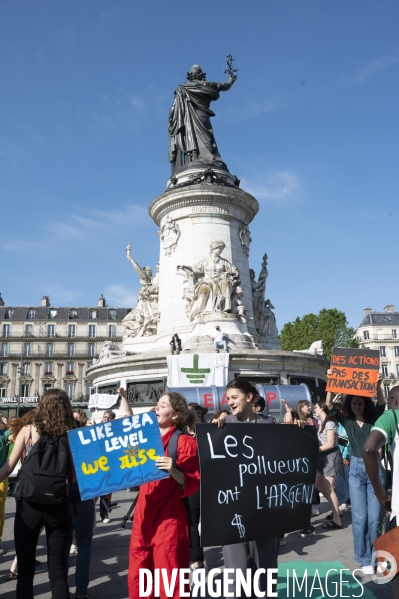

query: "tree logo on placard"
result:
(180, 354), (211, 384)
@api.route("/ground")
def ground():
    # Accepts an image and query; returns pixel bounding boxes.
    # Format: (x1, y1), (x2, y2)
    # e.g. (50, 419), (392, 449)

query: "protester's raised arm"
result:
(117, 387), (133, 416)
(376, 372), (385, 406)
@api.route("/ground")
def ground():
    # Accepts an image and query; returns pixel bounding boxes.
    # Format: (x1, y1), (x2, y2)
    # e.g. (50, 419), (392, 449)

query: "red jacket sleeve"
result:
(176, 434), (200, 498)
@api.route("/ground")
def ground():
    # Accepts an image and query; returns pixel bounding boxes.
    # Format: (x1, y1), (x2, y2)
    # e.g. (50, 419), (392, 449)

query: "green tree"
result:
(280, 308), (358, 361)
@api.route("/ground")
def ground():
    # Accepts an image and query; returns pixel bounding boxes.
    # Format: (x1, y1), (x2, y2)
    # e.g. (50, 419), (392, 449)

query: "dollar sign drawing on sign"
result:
(232, 514), (245, 539)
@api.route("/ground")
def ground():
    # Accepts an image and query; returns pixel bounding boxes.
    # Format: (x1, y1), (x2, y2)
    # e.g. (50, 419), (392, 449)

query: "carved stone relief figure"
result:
(93, 341), (127, 364)
(251, 255), (279, 340)
(124, 243), (160, 339)
(158, 215), (180, 256)
(177, 241), (242, 322)
(239, 222), (252, 257)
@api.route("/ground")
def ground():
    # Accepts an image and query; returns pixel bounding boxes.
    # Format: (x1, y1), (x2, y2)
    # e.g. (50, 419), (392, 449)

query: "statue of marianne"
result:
(168, 64), (236, 173)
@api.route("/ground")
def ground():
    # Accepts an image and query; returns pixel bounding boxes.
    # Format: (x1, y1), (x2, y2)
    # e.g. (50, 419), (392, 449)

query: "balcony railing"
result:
(0, 351), (100, 359)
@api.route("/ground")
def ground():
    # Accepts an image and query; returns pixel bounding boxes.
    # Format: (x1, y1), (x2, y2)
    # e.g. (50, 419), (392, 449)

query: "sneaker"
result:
(311, 505), (320, 516)
(339, 503), (347, 512)
(102, 518), (111, 524)
(361, 565), (374, 575)
(69, 543), (78, 556)
(299, 526), (316, 537)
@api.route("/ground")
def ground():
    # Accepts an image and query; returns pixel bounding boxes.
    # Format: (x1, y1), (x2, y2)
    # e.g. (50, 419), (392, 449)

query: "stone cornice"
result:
(148, 185), (259, 225)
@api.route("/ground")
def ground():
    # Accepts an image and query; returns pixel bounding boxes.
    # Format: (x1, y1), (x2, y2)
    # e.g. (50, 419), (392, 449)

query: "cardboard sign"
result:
(326, 347), (380, 397)
(68, 413), (168, 500)
(196, 423), (318, 546)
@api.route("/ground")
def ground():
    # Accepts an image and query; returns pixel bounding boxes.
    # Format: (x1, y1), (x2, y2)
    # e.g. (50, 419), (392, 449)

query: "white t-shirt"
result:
(372, 409), (399, 519)
(212, 330), (225, 343)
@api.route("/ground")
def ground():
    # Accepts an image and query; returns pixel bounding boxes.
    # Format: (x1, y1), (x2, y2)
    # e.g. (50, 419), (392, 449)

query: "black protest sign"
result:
(196, 423), (318, 547)
(326, 347), (380, 398)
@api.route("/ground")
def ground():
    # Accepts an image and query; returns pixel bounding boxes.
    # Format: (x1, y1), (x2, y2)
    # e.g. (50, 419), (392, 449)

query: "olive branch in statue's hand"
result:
(224, 54), (238, 82)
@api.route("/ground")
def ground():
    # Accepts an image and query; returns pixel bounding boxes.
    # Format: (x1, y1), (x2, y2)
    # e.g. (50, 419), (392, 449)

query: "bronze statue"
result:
(168, 59), (237, 174)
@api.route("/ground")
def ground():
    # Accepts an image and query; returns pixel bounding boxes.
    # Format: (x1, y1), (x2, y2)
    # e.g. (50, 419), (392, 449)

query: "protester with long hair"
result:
(215, 378), (278, 597)
(326, 373), (385, 574)
(128, 391), (200, 599)
(296, 399), (319, 429)
(0, 389), (75, 599)
(313, 400), (343, 530)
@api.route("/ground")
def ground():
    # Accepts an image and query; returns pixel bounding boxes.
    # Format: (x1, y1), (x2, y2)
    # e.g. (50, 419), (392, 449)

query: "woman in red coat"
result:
(128, 392), (200, 599)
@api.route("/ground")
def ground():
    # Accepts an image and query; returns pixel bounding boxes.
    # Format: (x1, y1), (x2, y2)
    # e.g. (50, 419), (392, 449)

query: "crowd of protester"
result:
(1, 369), (399, 598)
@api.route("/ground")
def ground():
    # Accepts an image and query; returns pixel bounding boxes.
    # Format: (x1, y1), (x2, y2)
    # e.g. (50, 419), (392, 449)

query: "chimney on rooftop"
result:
(364, 307), (372, 316)
(41, 296), (50, 307)
(0, 293), (4, 307)
(98, 294), (106, 308)
(384, 304), (395, 313)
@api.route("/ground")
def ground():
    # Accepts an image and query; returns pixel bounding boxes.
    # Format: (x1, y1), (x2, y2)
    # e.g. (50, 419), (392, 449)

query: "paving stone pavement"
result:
(0, 492), (395, 598)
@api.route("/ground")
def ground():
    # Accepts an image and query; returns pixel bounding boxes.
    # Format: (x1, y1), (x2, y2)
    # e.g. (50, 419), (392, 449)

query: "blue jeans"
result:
(349, 456), (384, 566)
(335, 461), (350, 506)
(214, 339), (227, 351)
(69, 494), (95, 597)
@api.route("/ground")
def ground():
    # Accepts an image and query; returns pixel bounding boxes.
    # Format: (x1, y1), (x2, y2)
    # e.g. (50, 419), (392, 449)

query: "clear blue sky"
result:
(1, 1), (398, 331)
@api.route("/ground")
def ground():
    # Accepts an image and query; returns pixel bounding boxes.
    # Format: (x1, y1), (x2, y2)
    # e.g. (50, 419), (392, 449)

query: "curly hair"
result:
(163, 392), (195, 432)
(9, 409), (39, 438)
(12, 389), (75, 437)
(188, 403), (208, 424)
(342, 394), (375, 421)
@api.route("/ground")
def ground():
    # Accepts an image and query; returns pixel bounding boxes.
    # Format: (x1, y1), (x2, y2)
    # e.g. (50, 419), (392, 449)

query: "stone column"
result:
(57, 363), (64, 389)
(35, 363), (42, 396)
(11, 363), (18, 396)
(77, 363), (85, 397)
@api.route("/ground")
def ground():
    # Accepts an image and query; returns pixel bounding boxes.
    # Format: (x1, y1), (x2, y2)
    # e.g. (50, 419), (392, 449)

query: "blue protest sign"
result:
(67, 412), (168, 500)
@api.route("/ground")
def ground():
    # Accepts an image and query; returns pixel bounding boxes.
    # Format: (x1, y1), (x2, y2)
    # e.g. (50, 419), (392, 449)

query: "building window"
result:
(109, 325), (116, 338)
(66, 362), (74, 374)
(49, 309), (57, 319)
(89, 310), (97, 320)
(397, 365), (399, 378)
(22, 363), (29, 375)
(27, 308), (36, 319)
(25, 324), (33, 336)
(380, 346), (386, 357)
(3, 324), (10, 338)
(393, 330), (398, 339)
(0, 385), (6, 397)
(45, 362), (53, 374)
(86, 361), (93, 369)
(86, 383), (93, 397)
(363, 331), (369, 340)
(0, 363), (7, 375)
(384, 384), (390, 398)
(24, 343), (31, 357)
(44, 383), (52, 392)
(88, 343), (95, 357)
(67, 343), (75, 357)
(65, 383), (74, 399)
(69, 309), (77, 319)
(108, 309), (117, 320)
(395, 347), (399, 358)
(382, 364), (389, 377)
(88, 325), (96, 338)
(1, 343), (8, 357)
(377, 329), (383, 340)
(46, 343), (54, 357)
(4, 309), (14, 319)
(21, 383), (29, 397)
(68, 324), (76, 338)
(48, 324), (55, 337)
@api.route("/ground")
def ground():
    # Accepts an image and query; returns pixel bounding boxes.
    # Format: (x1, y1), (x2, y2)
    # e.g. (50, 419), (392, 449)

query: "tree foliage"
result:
(280, 308), (358, 361)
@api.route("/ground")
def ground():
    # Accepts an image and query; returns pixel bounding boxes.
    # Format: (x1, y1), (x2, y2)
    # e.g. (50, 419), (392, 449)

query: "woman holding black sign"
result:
(216, 378), (278, 599)
(326, 372), (385, 574)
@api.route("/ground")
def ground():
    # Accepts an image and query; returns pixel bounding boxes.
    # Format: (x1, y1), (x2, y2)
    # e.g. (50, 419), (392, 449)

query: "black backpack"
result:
(15, 434), (72, 505)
